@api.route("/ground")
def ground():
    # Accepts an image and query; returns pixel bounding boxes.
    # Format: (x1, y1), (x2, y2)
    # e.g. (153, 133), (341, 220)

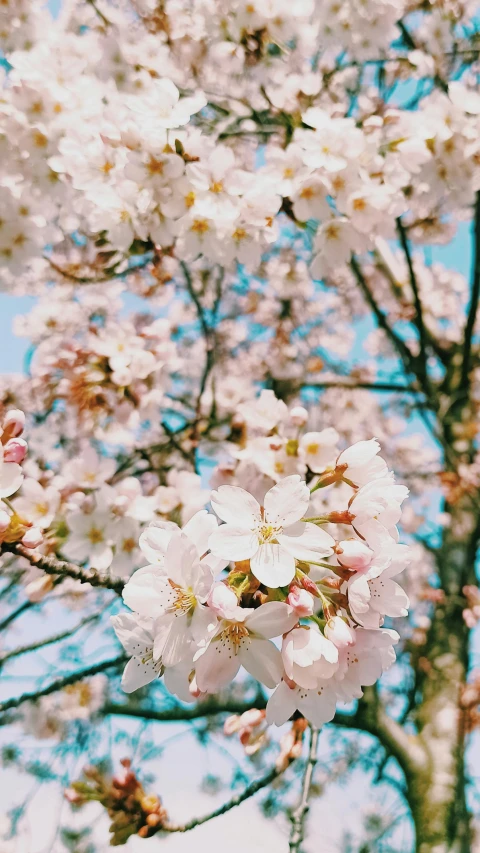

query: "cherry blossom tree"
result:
(0, 1), (479, 851)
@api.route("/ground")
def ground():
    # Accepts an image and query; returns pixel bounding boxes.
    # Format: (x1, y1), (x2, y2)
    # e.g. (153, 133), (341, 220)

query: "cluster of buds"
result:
(0, 409), (43, 550)
(65, 759), (167, 846)
(224, 709), (268, 756)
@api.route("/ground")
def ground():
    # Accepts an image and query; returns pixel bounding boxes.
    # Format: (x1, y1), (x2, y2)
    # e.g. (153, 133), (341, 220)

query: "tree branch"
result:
(0, 655), (126, 716)
(289, 725), (319, 853)
(396, 217), (431, 390)
(461, 191), (480, 388)
(4, 544), (125, 595)
(161, 761), (292, 833)
(303, 380), (422, 394)
(103, 694), (267, 721)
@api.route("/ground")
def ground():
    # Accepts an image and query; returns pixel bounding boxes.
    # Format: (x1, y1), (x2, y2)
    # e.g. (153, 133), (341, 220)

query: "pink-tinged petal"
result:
(266, 681), (298, 726)
(122, 573), (174, 618)
(157, 614), (192, 667)
(278, 522), (334, 562)
(210, 485), (261, 526)
(347, 575), (370, 615)
(298, 684), (337, 727)
(190, 603), (219, 646)
(194, 639), (241, 692)
(111, 613), (153, 656)
(250, 544), (295, 588)
(208, 525), (259, 562)
(182, 510), (218, 557)
(0, 462), (23, 498)
(245, 601), (298, 638)
(239, 638), (283, 688)
(264, 475), (310, 527)
(192, 562), (215, 601)
(139, 522), (178, 563)
(164, 532), (198, 586)
(121, 656), (160, 693)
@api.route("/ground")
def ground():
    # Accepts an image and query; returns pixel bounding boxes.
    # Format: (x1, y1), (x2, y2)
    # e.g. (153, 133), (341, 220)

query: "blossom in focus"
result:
(208, 476), (335, 587)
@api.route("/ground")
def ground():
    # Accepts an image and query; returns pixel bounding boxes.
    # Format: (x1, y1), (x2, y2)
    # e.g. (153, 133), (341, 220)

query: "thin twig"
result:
(161, 761), (291, 833)
(289, 726), (319, 853)
(396, 218), (431, 392)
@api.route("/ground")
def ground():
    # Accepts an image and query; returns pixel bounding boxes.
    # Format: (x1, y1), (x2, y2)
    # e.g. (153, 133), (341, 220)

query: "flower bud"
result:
(2, 409), (25, 440)
(336, 538), (373, 570)
(287, 586), (314, 616)
(325, 616), (355, 648)
(22, 527), (43, 549)
(207, 582), (239, 619)
(4, 438), (28, 464)
(290, 406), (309, 427)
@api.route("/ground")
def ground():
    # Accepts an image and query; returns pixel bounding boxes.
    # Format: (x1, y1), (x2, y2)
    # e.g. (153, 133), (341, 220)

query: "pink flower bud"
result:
(287, 586), (314, 617)
(325, 616), (355, 648)
(290, 406), (309, 427)
(22, 527), (43, 549)
(207, 583), (239, 619)
(2, 409), (25, 439)
(239, 708), (265, 728)
(188, 675), (202, 699)
(0, 509), (10, 535)
(3, 438), (27, 464)
(336, 538), (374, 571)
(224, 715), (241, 735)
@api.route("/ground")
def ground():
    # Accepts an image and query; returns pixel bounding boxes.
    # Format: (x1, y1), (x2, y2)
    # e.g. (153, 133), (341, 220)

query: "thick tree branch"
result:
(461, 191), (480, 388)
(103, 696), (267, 721)
(303, 380), (422, 394)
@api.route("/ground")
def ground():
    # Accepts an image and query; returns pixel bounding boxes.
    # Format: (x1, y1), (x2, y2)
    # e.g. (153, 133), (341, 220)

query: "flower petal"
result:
(122, 572), (174, 617)
(266, 681), (298, 726)
(239, 638), (283, 689)
(208, 525), (259, 561)
(278, 522), (334, 562)
(263, 475), (310, 526)
(250, 543), (295, 588)
(0, 462), (23, 498)
(210, 485), (261, 526)
(182, 510), (218, 557)
(194, 639), (241, 692)
(245, 601), (298, 638)
(121, 656), (160, 693)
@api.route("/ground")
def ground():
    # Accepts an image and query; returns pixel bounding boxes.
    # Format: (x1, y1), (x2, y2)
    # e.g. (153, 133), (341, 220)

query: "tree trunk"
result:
(409, 501), (476, 853)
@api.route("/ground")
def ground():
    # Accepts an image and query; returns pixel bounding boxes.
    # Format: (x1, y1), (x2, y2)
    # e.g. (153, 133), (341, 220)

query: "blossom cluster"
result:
(113, 432), (409, 727)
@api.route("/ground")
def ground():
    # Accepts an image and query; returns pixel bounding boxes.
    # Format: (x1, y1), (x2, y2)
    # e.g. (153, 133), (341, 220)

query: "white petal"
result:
(250, 544), (295, 588)
(121, 656), (159, 693)
(190, 603), (219, 646)
(182, 510), (218, 557)
(263, 475), (310, 527)
(0, 463), (23, 498)
(122, 573), (174, 617)
(208, 525), (259, 561)
(210, 485), (261, 526)
(245, 601), (298, 638)
(194, 639), (241, 692)
(298, 684), (337, 727)
(111, 612), (153, 656)
(157, 614), (191, 668)
(139, 522), (178, 563)
(266, 681), (298, 726)
(278, 522), (334, 562)
(164, 532), (198, 586)
(239, 638), (283, 689)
